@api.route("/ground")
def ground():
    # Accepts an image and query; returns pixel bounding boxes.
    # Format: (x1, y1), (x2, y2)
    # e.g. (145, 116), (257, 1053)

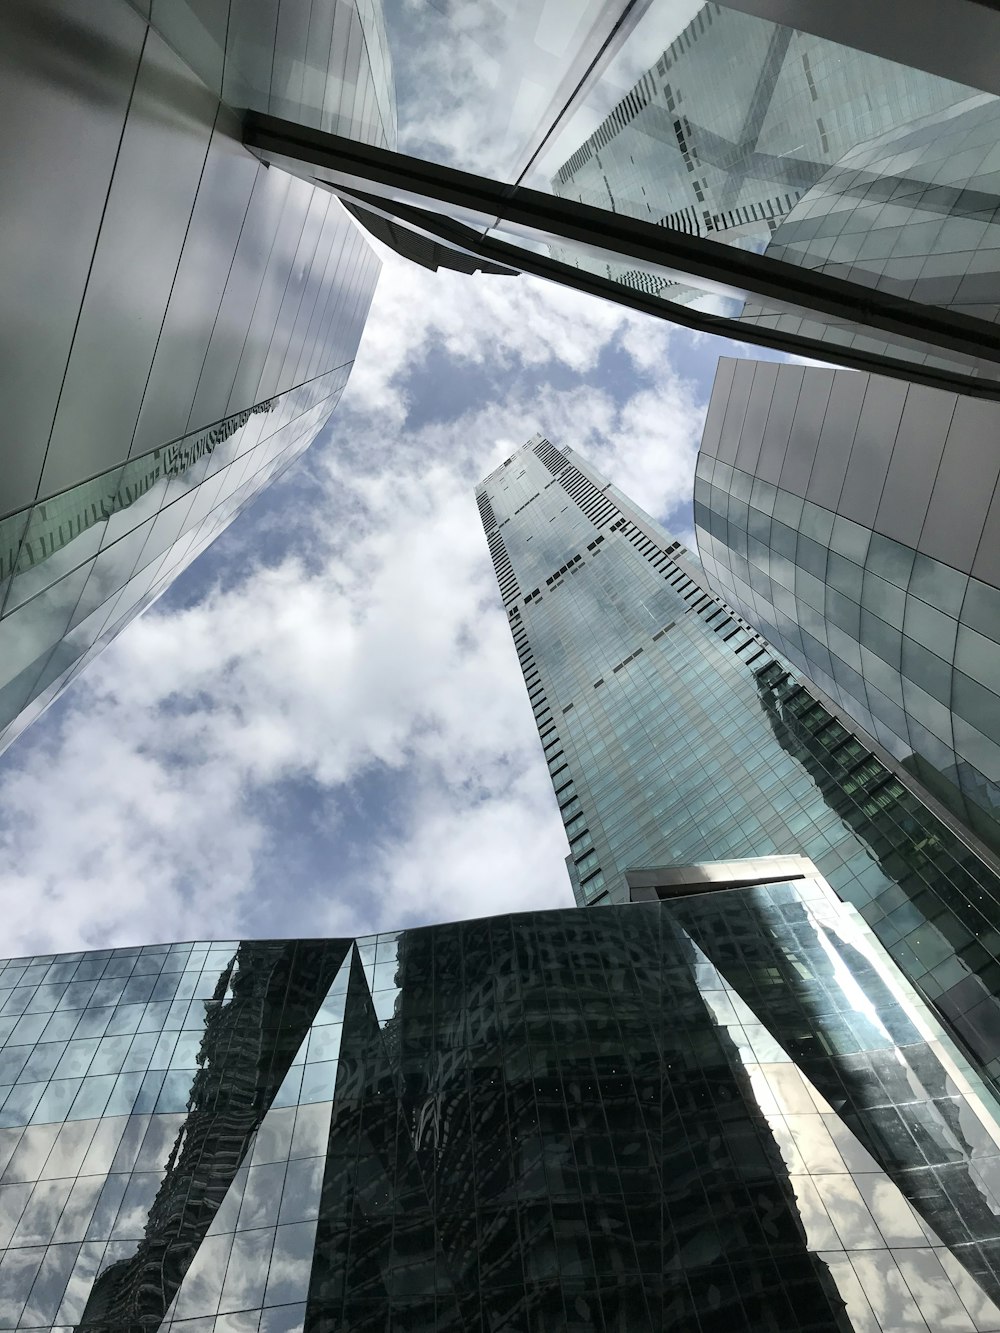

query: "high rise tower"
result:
(477, 436), (1000, 1096)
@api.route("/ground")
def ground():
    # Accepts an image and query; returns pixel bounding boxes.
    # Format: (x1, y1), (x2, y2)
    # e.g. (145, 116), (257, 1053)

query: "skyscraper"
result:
(694, 358), (1000, 856)
(0, 0), (391, 756)
(477, 436), (1000, 1099)
(3, 882), (1000, 1330)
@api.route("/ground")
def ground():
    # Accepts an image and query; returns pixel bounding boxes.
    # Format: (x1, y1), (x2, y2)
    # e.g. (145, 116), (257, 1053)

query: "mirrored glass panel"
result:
(1, 891), (1000, 1329)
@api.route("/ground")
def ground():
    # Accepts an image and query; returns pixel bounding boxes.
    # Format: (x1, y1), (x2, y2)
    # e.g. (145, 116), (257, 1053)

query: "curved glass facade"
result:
(548, 5), (969, 307)
(2, 885), (1000, 1329)
(0, 0), (389, 755)
(694, 358), (1000, 856)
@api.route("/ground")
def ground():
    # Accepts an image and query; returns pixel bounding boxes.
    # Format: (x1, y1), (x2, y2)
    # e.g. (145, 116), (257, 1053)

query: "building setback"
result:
(694, 358), (1000, 857)
(477, 436), (1000, 1102)
(2, 879), (1000, 1328)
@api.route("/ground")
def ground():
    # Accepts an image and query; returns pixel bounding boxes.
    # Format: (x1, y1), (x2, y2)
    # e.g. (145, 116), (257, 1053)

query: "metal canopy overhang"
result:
(626, 855), (818, 901)
(244, 111), (1000, 401)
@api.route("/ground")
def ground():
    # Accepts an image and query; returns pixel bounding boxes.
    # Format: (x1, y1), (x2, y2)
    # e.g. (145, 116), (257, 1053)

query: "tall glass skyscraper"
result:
(3, 880), (1000, 1330)
(477, 436), (1000, 1100)
(0, 0), (390, 756)
(694, 358), (1000, 858)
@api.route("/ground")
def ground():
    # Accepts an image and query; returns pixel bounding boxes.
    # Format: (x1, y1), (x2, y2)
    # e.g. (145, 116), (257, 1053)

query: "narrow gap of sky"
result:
(0, 248), (781, 956)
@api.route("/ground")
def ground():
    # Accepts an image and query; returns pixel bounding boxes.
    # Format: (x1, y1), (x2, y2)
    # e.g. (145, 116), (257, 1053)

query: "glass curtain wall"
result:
(694, 358), (1000, 858)
(0, 0), (387, 754)
(250, 0), (1000, 393)
(3, 886), (1000, 1329)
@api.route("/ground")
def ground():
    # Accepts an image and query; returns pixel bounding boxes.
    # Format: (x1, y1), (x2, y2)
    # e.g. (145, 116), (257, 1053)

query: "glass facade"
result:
(0, 0), (388, 755)
(8, 0), (1000, 757)
(741, 94), (1000, 374)
(694, 358), (1000, 858)
(251, 0), (1000, 393)
(547, 5), (967, 307)
(477, 437), (1000, 1098)
(2, 879), (1000, 1329)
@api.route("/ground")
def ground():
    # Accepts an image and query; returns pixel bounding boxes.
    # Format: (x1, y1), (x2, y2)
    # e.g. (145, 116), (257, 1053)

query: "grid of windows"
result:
(477, 437), (1000, 1103)
(695, 358), (1000, 857)
(3, 887), (1000, 1329)
(0, 938), (352, 1329)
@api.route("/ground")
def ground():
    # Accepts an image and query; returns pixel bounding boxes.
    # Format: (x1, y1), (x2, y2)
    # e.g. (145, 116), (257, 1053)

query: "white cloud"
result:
(345, 244), (660, 425)
(386, 0), (702, 187)
(0, 252), (715, 956)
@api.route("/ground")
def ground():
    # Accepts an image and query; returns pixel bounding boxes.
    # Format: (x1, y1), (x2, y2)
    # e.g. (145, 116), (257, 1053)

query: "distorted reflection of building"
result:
(2, 883), (1000, 1330)
(74, 941), (348, 1327)
(548, 4), (969, 308)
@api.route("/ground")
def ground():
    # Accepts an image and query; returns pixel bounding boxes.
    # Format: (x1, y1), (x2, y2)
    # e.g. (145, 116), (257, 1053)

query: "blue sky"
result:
(0, 241), (769, 955)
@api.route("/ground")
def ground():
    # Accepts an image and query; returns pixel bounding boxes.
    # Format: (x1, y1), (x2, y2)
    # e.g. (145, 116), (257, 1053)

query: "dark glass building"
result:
(693, 358), (1000, 856)
(2, 873), (1000, 1330)
(477, 437), (1000, 1103)
(0, 0), (390, 755)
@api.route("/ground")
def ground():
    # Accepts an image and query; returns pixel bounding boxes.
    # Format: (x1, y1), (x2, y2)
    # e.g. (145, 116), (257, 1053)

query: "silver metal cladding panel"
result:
(39, 29), (219, 499)
(0, 0), (147, 514)
(0, 0), (387, 753)
(695, 357), (1000, 849)
(755, 364), (804, 486)
(187, 166), (293, 430)
(130, 105), (261, 457)
(806, 369), (867, 507)
(873, 385), (956, 549)
(920, 396), (1000, 571)
(837, 375), (907, 531)
(779, 368), (833, 497)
